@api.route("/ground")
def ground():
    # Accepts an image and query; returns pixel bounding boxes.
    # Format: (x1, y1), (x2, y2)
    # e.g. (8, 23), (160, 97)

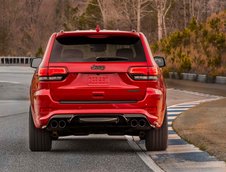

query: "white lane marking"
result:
(175, 104), (196, 107)
(150, 145), (202, 154)
(168, 111), (182, 115)
(168, 116), (177, 120)
(168, 108), (189, 111)
(164, 161), (226, 171)
(0, 100), (28, 103)
(0, 80), (20, 84)
(126, 136), (164, 172)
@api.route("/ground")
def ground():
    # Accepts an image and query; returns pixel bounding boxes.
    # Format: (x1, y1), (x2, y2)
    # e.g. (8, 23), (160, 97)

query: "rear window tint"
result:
(50, 36), (146, 62)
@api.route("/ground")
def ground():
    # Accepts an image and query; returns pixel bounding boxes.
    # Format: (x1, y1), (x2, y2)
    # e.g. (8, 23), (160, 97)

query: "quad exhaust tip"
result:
(138, 119), (146, 127)
(50, 120), (67, 129)
(59, 120), (66, 128)
(130, 119), (146, 127)
(50, 120), (58, 128)
(130, 119), (138, 127)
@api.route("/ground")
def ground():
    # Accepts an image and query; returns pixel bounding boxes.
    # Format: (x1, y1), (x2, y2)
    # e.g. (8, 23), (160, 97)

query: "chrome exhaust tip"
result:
(50, 120), (58, 128)
(130, 119), (138, 127)
(59, 120), (66, 128)
(138, 119), (146, 127)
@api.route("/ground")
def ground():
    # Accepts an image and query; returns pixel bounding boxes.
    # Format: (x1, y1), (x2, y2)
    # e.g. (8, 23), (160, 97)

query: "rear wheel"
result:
(145, 111), (168, 151)
(29, 107), (52, 151)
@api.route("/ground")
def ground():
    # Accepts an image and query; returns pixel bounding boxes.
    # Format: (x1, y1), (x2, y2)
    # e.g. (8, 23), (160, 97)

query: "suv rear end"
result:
(29, 28), (167, 151)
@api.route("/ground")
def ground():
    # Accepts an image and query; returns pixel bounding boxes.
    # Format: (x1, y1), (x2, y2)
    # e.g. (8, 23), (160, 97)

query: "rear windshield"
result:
(50, 36), (146, 62)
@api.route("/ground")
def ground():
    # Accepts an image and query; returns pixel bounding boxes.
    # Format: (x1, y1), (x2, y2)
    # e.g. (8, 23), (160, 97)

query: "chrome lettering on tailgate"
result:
(91, 65), (105, 70)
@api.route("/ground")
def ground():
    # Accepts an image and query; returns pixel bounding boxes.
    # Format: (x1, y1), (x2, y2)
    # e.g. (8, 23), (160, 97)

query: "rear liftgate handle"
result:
(92, 91), (105, 99)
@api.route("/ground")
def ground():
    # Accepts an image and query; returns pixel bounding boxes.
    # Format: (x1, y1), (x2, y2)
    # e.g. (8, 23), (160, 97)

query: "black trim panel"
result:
(59, 100), (137, 104)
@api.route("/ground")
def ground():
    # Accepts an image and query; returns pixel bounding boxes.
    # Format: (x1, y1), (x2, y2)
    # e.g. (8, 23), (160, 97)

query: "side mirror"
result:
(154, 56), (166, 68)
(30, 57), (42, 68)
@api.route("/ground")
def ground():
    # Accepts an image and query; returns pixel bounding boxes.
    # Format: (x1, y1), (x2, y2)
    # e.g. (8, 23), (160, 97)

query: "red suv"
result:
(29, 28), (167, 151)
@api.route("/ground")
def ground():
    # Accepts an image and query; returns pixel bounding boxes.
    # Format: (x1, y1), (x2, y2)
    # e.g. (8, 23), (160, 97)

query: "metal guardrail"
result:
(216, 76), (226, 84)
(169, 72), (226, 84)
(0, 57), (33, 65)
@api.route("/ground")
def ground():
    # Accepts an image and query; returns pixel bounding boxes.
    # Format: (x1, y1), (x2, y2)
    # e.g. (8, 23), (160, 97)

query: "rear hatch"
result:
(46, 35), (150, 103)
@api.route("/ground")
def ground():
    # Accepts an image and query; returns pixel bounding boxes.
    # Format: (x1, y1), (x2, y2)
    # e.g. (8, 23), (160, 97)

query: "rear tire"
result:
(145, 111), (168, 151)
(29, 107), (52, 151)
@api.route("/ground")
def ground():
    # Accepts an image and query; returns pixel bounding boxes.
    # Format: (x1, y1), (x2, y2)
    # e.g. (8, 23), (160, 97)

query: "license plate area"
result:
(88, 74), (109, 86)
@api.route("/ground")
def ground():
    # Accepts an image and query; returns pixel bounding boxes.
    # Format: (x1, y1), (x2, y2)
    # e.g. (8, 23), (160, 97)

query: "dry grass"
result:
(173, 98), (226, 162)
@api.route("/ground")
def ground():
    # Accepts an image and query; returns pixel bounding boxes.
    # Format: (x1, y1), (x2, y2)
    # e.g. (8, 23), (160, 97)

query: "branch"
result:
(163, 0), (172, 18)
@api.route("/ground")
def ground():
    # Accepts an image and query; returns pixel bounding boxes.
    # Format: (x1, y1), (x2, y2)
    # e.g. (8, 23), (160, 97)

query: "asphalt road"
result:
(0, 66), (225, 172)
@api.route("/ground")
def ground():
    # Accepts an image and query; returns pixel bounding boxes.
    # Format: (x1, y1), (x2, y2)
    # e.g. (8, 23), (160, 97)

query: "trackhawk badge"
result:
(91, 65), (105, 70)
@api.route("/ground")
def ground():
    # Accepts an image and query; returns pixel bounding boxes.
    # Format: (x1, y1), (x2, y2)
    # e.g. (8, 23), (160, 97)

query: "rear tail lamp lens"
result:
(128, 67), (159, 81)
(38, 67), (67, 81)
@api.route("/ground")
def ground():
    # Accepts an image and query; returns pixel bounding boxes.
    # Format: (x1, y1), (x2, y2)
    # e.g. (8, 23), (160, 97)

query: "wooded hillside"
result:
(155, 11), (226, 76)
(0, 0), (225, 59)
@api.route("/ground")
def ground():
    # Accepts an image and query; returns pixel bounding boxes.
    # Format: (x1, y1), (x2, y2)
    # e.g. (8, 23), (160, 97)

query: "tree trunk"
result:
(137, 0), (141, 32)
(97, 0), (107, 28)
(157, 10), (163, 40)
(183, 0), (187, 27)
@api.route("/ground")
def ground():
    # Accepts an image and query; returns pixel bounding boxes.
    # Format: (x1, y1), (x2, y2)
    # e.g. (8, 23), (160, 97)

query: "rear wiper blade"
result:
(96, 56), (129, 61)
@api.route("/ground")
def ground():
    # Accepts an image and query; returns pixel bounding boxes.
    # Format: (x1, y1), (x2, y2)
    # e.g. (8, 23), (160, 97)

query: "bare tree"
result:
(96, 0), (108, 28)
(162, 0), (172, 36)
(117, 0), (150, 31)
(151, 0), (172, 40)
(183, 0), (187, 28)
(135, 0), (150, 31)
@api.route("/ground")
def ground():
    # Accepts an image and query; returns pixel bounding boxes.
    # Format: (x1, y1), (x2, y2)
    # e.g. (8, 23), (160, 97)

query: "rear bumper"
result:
(46, 114), (153, 136)
(31, 88), (166, 129)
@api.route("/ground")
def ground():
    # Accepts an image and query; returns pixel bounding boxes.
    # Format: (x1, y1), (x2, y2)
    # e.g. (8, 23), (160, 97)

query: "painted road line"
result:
(126, 136), (164, 172)
(0, 80), (20, 84)
(0, 100), (28, 103)
(168, 111), (182, 115)
(158, 161), (226, 172)
(168, 121), (172, 125)
(173, 104), (197, 107)
(150, 145), (202, 154)
(168, 116), (177, 120)
(167, 108), (189, 111)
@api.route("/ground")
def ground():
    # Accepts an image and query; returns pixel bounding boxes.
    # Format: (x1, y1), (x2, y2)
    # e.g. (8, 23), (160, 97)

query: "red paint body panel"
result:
(30, 30), (166, 131)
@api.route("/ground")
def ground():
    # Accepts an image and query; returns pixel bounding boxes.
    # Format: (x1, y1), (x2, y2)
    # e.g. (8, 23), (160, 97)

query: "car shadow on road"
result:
(51, 137), (141, 154)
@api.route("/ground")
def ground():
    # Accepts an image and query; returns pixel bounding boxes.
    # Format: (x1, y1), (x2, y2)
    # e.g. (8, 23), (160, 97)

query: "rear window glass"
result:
(50, 36), (146, 62)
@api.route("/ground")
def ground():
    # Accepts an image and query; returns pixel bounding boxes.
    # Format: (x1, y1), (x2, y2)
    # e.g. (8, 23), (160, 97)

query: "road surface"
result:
(0, 66), (225, 172)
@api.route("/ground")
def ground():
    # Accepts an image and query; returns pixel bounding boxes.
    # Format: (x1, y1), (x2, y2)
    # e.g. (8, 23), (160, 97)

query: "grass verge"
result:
(173, 98), (226, 162)
(166, 79), (226, 162)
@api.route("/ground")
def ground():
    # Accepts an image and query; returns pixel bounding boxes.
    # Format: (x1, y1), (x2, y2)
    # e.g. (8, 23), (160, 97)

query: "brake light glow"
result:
(128, 67), (159, 81)
(38, 67), (68, 81)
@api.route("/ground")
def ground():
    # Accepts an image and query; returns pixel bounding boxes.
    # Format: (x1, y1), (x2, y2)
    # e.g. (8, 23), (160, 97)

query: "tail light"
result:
(38, 67), (68, 81)
(128, 67), (159, 81)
